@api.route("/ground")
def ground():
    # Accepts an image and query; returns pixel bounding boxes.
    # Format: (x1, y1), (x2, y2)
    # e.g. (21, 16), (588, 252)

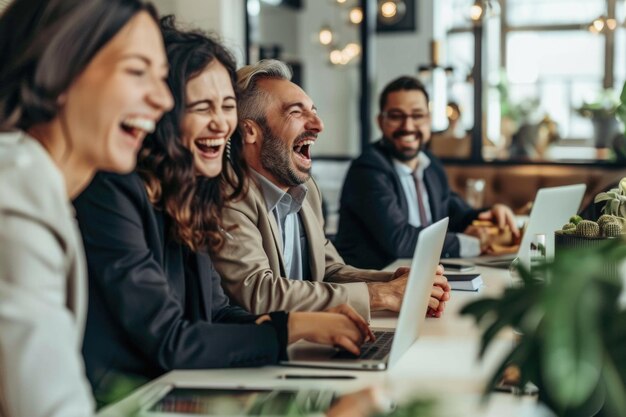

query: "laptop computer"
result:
(475, 184), (586, 269)
(282, 217), (449, 371)
(138, 384), (337, 417)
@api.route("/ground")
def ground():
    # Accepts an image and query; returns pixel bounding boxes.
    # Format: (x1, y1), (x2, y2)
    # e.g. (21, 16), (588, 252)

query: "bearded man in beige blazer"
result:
(212, 60), (450, 321)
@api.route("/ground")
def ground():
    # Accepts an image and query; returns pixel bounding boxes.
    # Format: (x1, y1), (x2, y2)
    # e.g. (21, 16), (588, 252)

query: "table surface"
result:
(97, 261), (549, 417)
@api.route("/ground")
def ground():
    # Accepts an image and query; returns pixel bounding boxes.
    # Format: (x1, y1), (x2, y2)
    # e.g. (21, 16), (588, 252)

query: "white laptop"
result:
(476, 184), (586, 269)
(282, 218), (449, 371)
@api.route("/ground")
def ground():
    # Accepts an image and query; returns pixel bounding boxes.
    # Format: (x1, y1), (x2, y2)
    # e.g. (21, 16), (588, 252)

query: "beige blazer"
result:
(213, 176), (392, 320)
(0, 133), (94, 417)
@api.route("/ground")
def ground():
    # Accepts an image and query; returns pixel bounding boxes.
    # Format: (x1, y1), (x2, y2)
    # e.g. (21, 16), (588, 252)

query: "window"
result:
(444, 0), (625, 162)
(506, 31), (605, 140)
(506, 0), (606, 26)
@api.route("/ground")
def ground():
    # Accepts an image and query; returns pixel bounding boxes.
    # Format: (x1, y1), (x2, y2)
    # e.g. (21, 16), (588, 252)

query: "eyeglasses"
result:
(381, 111), (430, 125)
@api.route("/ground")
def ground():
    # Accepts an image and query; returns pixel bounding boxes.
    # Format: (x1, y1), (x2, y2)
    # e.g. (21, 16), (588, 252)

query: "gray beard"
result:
(259, 124), (309, 187)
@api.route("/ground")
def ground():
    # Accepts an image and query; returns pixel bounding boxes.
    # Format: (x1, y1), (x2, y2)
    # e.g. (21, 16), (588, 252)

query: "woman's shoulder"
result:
(0, 132), (69, 226)
(73, 170), (157, 227)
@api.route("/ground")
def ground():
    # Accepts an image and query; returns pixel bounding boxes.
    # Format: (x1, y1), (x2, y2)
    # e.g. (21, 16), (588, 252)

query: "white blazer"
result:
(0, 133), (94, 417)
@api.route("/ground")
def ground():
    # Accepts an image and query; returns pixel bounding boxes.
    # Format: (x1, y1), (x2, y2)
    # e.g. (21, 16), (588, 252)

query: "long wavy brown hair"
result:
(137, 15), (247, 254)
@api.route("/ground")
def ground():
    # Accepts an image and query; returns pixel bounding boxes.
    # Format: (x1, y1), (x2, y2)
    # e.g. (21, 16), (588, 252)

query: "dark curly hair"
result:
(137, 15), (247, 254)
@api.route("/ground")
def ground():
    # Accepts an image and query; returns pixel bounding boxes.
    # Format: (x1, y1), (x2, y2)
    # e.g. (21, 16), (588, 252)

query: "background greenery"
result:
(461, 239), (626, 417)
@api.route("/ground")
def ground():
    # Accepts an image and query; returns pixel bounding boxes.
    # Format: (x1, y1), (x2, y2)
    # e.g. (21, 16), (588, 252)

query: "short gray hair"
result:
(237, 59), (292, 122)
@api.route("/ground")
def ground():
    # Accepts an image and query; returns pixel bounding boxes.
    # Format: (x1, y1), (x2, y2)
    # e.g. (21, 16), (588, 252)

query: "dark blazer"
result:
(74, 173), (282, 406)
(335, 140), (481, 270)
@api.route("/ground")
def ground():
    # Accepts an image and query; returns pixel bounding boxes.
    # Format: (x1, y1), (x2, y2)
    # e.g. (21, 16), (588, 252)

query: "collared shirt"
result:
(393, 153), (432, 228)
(393, 152), (480, 257)
(253, 171), (310, 280)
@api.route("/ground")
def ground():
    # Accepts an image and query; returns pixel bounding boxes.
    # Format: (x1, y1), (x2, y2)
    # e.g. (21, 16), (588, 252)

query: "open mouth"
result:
(396, 134), (418, 144)
(293, 139), (315, 160)
(120, 117), (155, 141)
(194, 138), (225, 158)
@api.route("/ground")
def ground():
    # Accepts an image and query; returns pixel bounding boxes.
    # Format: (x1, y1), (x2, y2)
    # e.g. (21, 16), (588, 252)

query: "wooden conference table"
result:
(97, 261), (547, 417)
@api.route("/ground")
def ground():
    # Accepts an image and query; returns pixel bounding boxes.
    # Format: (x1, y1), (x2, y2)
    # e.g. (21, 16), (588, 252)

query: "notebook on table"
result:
(476, 184), (586, 269)
(282, 218), (449, 371)
(447, 273), (483, 291)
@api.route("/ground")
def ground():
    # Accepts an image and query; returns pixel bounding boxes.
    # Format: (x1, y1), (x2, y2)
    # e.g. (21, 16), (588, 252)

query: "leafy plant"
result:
(595, 178), (626, 220)
(617, 82), (626, 134)
(461, 239), (626, 417)
(374, 398), (437, 417)
(575, 88), (620, 119)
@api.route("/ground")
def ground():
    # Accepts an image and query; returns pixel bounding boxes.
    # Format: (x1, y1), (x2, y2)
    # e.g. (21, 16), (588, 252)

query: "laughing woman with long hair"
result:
(73, 16), (372, 406)
(0, 0), (172, 416)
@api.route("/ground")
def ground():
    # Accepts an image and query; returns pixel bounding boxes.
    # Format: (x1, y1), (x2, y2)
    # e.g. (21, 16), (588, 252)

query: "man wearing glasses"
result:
(335, 76), (518, 270)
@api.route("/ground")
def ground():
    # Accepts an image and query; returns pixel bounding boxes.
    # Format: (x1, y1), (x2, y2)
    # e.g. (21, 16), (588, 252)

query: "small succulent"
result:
(576, 220), (600, 238)
(597, 214), (618, 228)
(558, 222), (577, 235)
(569, 214), (583, 225)
(603, 222), (623, 238)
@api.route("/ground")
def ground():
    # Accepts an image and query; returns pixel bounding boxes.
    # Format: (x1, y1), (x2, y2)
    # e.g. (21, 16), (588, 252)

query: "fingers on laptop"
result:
(326, 304), (375, 342)
(334, 332), (362, 355)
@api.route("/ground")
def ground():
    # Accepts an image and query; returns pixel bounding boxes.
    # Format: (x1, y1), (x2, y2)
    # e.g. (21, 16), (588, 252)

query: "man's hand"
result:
(368, 264), (450, 316)
(367, 275), (406, 312)
(391, 266), (410, 279)
(478, 204), (519, 237)
(325, 304), (375, 342)
(463, 224), (492, 253)
(287, 312), (368, 355)
(427, 271), (450, 318)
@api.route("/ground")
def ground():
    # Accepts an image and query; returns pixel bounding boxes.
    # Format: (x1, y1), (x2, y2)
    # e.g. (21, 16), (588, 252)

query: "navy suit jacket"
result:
(74, 173), (282, 405)
(335, 140), (481, 270)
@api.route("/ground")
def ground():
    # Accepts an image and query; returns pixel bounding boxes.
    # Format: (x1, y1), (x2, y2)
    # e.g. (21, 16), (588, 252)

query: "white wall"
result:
(152, 0), (246, 65)
(296, 0), (362, 156)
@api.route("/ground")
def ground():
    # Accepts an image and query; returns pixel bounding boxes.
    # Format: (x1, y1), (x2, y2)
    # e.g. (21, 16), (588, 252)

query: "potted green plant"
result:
(594, 178), (626, 230)
(575, 88), (622, 148)
(615, 82), (626, 160)
(460, 240), (626, 417)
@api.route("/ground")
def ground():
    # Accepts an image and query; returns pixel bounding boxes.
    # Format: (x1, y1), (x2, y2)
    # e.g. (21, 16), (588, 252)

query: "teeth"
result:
(196, 138), (225, 147)
(294, 140), (315, 149)
(121, 117), (155, 133)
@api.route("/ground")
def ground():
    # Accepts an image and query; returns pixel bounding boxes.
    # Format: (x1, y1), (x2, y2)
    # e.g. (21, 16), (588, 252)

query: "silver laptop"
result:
(476, 184), (586, 269)
(282, 217), (449, 371)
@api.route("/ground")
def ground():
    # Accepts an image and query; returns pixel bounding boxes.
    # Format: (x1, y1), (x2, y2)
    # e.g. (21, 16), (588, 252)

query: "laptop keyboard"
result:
(332, 330), (394, 360)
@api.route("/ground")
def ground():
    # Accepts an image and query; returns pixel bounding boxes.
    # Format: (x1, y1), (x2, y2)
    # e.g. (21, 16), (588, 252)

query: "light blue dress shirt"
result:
(392, 152), (480, 257)
(253, 171), (310, 280)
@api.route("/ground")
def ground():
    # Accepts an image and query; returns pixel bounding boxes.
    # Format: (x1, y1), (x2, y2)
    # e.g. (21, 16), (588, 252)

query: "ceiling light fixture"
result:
(469, 0), (500, 24)
(378, 0), (406, 24)
(318, 26), (334, 45)
(587, 15), (623, 34)
(349, 7), (363, 24)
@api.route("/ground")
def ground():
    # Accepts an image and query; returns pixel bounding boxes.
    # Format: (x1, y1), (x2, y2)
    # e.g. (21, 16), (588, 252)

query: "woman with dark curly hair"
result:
(74, 16), (372, 407)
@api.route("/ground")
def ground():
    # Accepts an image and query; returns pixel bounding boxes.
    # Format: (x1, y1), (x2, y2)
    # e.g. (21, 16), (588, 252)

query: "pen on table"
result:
(277, 374), (356, 380)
